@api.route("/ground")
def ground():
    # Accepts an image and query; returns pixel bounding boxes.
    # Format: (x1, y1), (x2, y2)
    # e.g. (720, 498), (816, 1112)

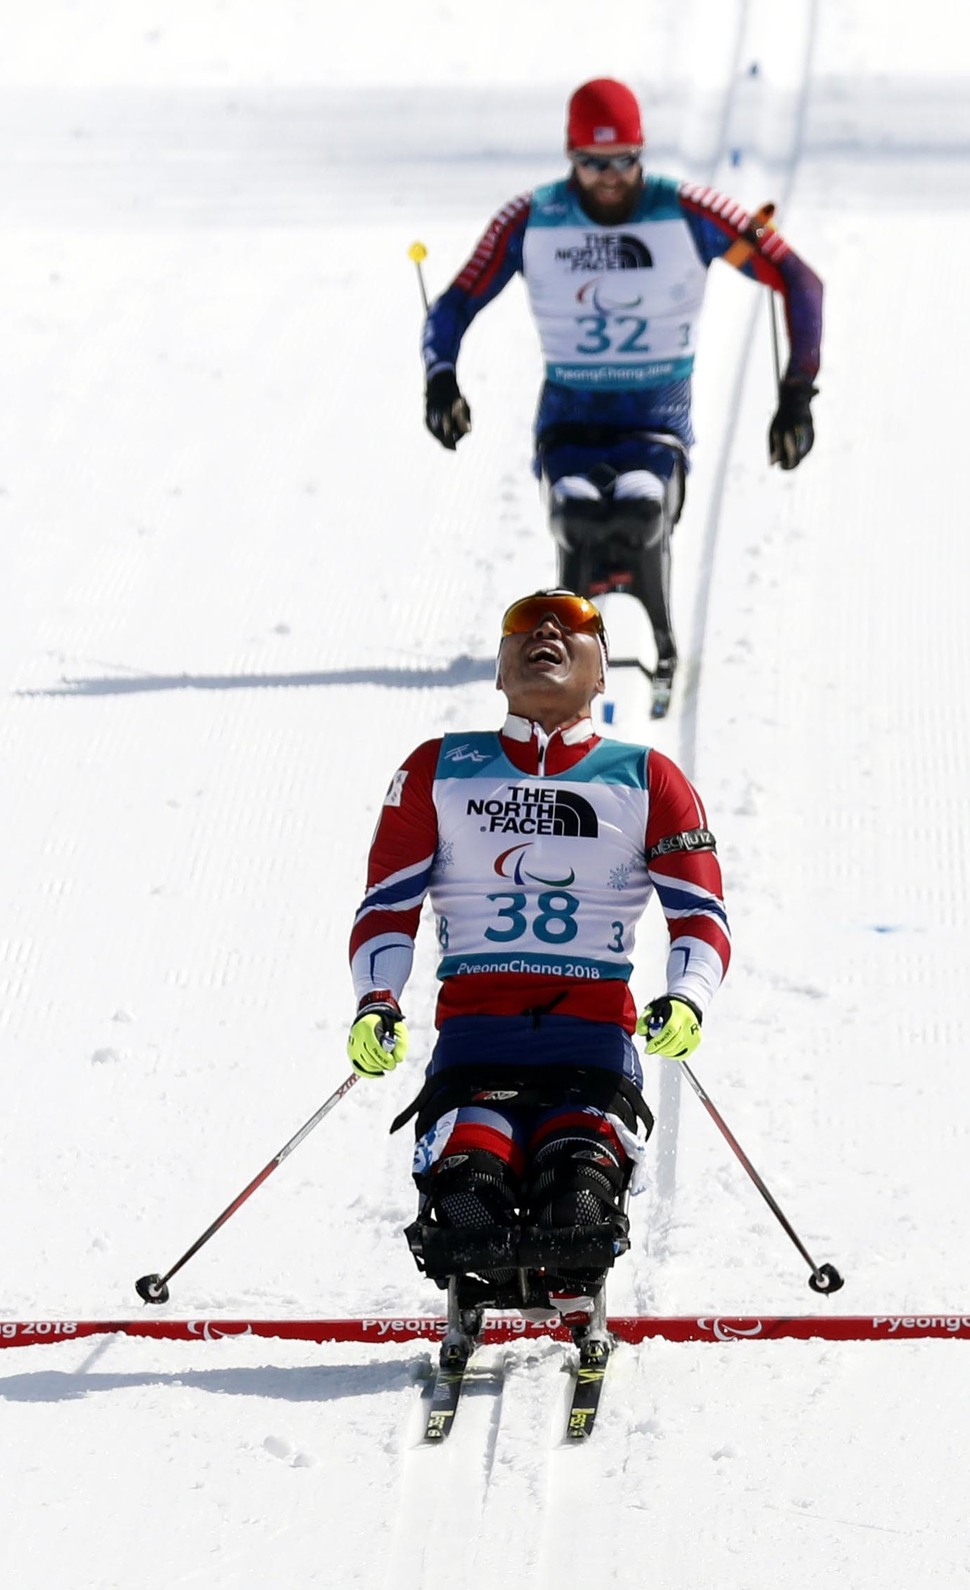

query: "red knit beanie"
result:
(566, 78), (643, 150)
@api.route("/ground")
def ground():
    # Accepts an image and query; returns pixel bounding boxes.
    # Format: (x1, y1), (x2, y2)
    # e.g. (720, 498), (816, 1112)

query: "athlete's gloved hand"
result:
(425, 368), (472, 451)
(347, 993), (409, 1077)
(636, 995), (703, 1060)
(769, 381), (817, 470)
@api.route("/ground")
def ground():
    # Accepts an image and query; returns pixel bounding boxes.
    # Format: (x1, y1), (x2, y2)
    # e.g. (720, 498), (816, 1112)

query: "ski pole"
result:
(679, 1062), (844, 1294)
(135, 1073), (360, 1305)
(408, 240), (430, 311)
(768, 288), (782, 393)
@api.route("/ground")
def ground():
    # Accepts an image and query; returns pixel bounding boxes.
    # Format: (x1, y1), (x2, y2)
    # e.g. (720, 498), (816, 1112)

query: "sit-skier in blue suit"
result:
(422, 77), (823, 699)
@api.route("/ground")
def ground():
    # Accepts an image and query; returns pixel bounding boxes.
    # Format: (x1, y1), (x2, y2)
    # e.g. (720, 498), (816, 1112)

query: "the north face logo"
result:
(467, 785), (599, 837)
(556, 233), (654, 272)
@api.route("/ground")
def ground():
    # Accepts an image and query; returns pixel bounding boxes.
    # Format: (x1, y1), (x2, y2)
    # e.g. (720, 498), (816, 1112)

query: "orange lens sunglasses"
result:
(500, 593), (608, 656)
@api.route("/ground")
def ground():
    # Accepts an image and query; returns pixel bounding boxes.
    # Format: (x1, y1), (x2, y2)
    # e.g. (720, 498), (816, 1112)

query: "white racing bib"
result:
(429, 733), (653, 986)
(522, 178), (707, 390)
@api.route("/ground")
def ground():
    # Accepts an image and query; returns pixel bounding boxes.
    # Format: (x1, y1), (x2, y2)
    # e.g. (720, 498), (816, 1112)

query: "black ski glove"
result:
(425, 369), (472, 452)
(768, 381), (817, 470)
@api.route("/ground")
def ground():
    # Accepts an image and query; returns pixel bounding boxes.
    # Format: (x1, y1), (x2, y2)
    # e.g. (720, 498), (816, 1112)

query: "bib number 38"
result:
(484, 889), (579, 944)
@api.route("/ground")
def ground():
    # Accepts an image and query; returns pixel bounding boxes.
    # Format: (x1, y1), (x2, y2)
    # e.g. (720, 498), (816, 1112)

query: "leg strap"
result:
(390, 1063), (653, 1139)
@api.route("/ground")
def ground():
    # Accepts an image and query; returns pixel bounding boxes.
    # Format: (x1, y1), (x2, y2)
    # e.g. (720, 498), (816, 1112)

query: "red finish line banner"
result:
(1, 1315), (970, 1349)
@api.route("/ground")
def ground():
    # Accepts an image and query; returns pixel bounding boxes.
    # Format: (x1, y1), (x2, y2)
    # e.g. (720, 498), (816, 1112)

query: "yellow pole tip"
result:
(408, 242), (428, 262)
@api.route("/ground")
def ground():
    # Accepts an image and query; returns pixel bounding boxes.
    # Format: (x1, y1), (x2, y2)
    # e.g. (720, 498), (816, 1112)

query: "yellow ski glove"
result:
(636, 995), (702, 1060)
(347, 994), (409, 1077)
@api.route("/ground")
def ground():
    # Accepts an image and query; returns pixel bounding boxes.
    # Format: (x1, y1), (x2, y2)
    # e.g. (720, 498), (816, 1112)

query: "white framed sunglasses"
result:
(572, 150), (642, 173)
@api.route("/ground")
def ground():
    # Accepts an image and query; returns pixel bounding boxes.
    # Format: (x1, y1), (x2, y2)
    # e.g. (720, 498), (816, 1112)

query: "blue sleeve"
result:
(422, 194), (531, 375)
(679, 186), (822, 386)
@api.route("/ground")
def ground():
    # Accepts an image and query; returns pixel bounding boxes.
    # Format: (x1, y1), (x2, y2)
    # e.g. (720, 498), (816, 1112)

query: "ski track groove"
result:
(650, 0), (821, 1252)
(383, 1342), (575, 1589)
(534, 1343), (644, 1582)
(383, 1346), (508, 1590)
(386, 1339), (642, 1587)
(468, 1343), (562, 1583)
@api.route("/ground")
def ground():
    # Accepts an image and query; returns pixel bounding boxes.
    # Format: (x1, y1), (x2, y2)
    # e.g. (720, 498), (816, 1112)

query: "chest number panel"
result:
(575, 314), (651, 355)
(484, 890), (580, 944)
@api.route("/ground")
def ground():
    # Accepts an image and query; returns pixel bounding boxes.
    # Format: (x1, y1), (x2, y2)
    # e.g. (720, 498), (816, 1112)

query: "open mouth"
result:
(527, 641), (565, 666)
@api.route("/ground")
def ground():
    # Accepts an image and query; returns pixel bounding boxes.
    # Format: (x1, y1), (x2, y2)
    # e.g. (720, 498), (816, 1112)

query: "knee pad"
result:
(526, 1128), (628, 1229)
(426, 1148), (519, 1231)
(612, 469), (666, 504)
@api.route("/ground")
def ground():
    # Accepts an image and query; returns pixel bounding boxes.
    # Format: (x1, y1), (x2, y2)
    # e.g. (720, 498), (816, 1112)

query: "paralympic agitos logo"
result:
(494, 843), (575, 888)
(467, 785), (599, 837)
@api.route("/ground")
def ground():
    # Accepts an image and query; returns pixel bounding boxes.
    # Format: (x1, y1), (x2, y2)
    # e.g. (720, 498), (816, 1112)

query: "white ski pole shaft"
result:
(135, 1074), (360, 1304)
(768, 290), (783, 392)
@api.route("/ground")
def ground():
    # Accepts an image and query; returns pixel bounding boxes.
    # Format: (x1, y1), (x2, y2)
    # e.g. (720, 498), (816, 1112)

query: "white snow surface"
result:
(2, 2), (969, 1585)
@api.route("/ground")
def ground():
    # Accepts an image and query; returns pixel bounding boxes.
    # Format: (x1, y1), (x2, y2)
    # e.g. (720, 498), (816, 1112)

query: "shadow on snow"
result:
(0, 1357), (427, 1404)
(18, 655), (496, 698)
